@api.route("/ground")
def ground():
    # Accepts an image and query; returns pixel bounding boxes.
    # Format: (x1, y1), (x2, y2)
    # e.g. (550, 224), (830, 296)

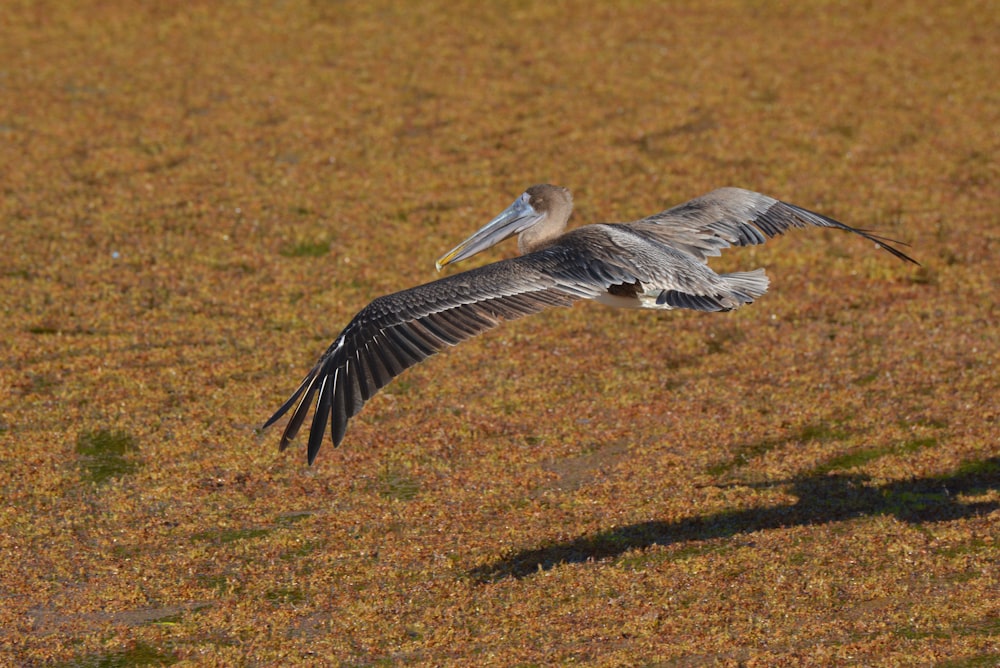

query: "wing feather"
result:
(263, 249), (621, 463)
(626, 187), (918, 265)
(266, 187), (917, 463)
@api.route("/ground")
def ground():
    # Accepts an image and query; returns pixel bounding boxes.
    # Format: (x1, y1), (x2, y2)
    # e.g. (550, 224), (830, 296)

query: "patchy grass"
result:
(54, 641), (177, 668)
(280, 238), (331, 258)
(190, 527), (272, 544)
(75, 428), (141, 484)
(811, 435), (940, 475)
(375, 466), (422, 501)
(1, 1), (997, 666)
(707, 420), (853, 476)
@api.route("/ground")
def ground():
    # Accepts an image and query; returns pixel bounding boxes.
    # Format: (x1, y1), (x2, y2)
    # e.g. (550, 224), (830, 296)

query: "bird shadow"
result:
(469, 457), (999, 583)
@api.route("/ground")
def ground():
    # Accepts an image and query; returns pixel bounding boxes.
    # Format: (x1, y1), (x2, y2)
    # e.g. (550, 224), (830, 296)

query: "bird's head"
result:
(436, 184), (572, 270)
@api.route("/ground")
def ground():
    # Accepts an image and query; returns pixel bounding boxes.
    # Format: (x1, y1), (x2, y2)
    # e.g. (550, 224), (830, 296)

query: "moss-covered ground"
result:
(2, 1), (997, 665)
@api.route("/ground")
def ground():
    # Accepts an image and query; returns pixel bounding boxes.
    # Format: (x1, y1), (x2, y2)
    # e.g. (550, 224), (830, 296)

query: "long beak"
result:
(436, 194), (545, 271)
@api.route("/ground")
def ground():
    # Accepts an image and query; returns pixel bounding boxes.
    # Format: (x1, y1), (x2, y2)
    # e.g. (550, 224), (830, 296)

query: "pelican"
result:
(264, 185), (917, 464)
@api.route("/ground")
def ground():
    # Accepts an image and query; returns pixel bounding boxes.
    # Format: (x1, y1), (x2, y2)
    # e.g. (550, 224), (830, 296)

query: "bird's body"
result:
(265, 185), (917, 464)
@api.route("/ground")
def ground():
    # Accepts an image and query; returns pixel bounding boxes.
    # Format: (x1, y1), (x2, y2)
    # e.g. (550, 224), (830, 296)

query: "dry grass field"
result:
(2, 1), (998, 665)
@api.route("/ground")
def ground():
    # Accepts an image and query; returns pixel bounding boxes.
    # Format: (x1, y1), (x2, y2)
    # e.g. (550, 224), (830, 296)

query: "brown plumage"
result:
(264, 185), (917, 464)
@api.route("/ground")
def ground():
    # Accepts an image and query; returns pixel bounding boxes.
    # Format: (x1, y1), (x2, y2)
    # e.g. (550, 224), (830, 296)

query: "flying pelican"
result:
(264, 185), (917, 464)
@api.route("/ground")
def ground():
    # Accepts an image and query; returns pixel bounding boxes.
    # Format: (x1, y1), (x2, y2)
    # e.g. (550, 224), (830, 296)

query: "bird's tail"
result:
(719, 268), (769, 307)
(654, 268), (769, 312)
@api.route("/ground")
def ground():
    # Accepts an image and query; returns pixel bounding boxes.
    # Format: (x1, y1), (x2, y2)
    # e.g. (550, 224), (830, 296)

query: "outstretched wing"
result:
(266, 188), (918, 464)
(263, 246), (642, 464)
(625, 187), (918, 265)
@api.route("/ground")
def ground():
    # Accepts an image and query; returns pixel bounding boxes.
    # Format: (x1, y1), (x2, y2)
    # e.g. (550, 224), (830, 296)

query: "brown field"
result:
(2, 1), (997, 665)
